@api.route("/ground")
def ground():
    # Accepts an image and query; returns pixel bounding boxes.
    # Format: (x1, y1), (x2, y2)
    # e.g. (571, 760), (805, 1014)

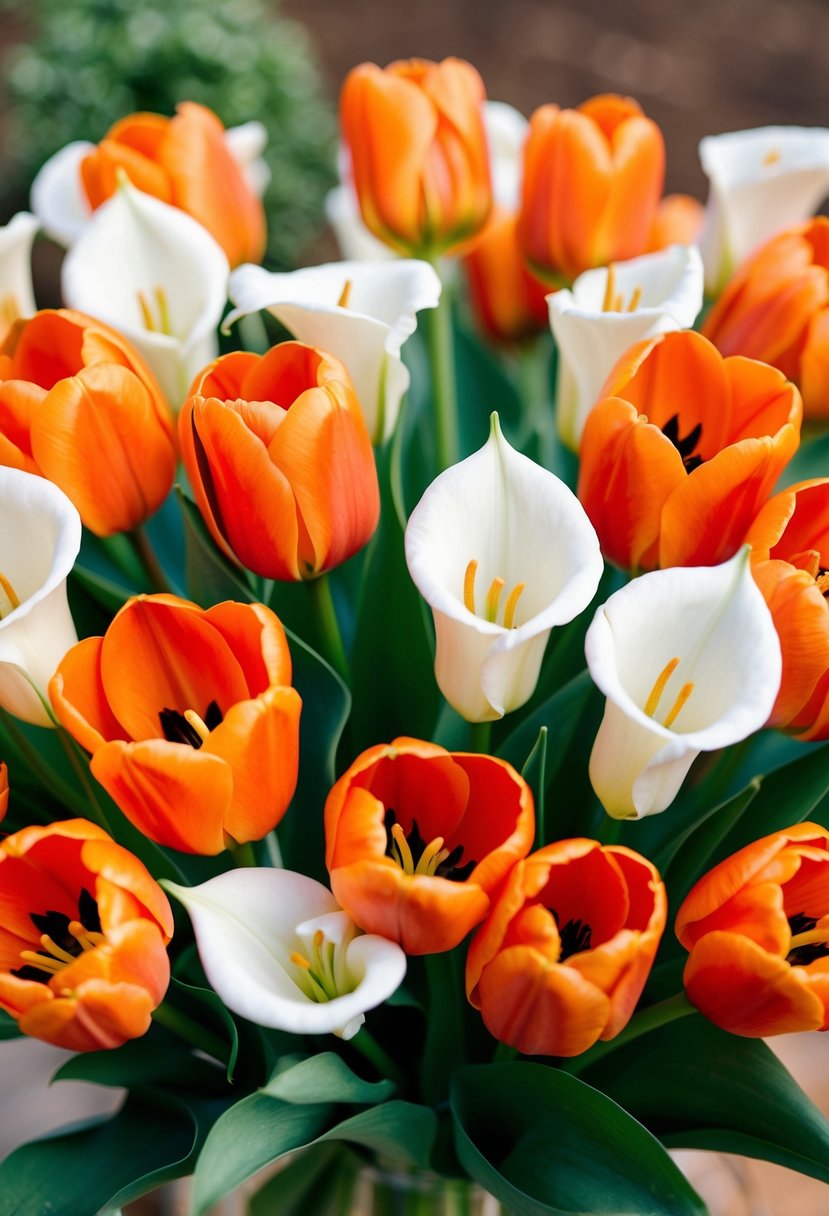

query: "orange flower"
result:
(745, 479), (829, 740)
(676, 823), (829, 1036)
(0, 310), (176, 536)
(646, 194), (704, 253)
(340, 57), (492, 258)
(0, 762), (7, 821)
(703, 218), (829, 420)
(324, 737), (534, 955)
(463, 207), (550, 344)
(519, 94), (665, 285)
(578, 329), (802, 571)
(466, 839), (666, 1056)
(179, 343), (380, 581)
(80, 102), (265, 268)
(50, 595), (301, 855)
(0, 818), (173, 1051)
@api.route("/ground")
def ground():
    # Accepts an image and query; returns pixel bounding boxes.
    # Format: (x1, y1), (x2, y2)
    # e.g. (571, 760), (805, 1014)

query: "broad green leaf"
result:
(0, 1009), (21, 1039)
(168, 976), (241, 1082)
(262, 1052), (396, 1105)
(452, 1062), (704, 1216)
(778, 429), (829, 488)
(521, 726), (548, 840)
(317, 1101), (437, 1169)
(249, 1143), (353, 1216)
(53, 1036), (222, 1092)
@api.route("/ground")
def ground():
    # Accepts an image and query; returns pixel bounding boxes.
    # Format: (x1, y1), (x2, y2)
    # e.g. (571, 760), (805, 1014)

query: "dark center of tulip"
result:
(661, 414), (703, 473)
(383, 808), (477, 882)
(12, 888), (104, 983)
(159, 700), (223, 748)
(786, 911), (829, 966)
(551, 911), (593, 961)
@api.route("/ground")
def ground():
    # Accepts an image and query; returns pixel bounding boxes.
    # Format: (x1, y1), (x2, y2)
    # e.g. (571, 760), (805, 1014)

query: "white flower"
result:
(550, 245), (704, 451)
(226, 259), (441, 443)
(224, 121), (271, 197)
(405, 414), (603, 722)
(699, 126), (829, 294)
(164, 870), (406, 1041)
(325, 186), (397, 263)
(585, 548), (782, 821)
(0, 213), (38, 339)
(61, 178), (229, 409)
(0, 468), (81, 727)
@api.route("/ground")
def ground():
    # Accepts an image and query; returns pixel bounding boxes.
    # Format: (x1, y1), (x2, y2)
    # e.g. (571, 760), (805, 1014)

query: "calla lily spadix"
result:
(699, 125), (829, 295)
(585, 548), (782, 821)
(0, 212), (38, 341)
(550, 244), (704, 450)
(405, 414), (603, 722)
(0, 467), (81, 727)
(61, 177), (229, 408)
(226, 259), (441, 444)
(164, 870), (406, 1041)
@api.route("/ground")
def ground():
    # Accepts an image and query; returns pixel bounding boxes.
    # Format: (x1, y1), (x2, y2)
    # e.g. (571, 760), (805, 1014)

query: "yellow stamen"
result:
(391, 823), (415, 875)
(290, 951), (312, 970)
(818, 573), (829, 596)
(414, 835), (446, 877)
(183, 710), (210, 742)
(155, 286), (172, 336)
(789, 927), (829, 951)
(40, 934), (77, 965)
(337, 278), (353, 309)
(464, 559), (478, 614)
(137, 289), (156, 332)
(502, 581), (525, 630)
(19, 950), (63, 974)
(789, 549), (821, 579)
(0, 571), (20, 619)
(602, 264), (616, 312)
(663, 682), (694, 729)
(68, 921), (104, 951)
(0, 293), (20, 330)
(484, 577), (505, 624)
(137, 286), (173, 335)
(613, 293), (623, 312)
(644, 657), (680, 718)
(627, 286), (643, 312)
(763, 147), (781, 166)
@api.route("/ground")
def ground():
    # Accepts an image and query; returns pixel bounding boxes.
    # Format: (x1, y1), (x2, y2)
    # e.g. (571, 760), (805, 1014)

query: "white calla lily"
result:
(699, 126), (829, 294)
(550, 245), (704, 451)
(0, 468), (81, 727)
(165, 870), (406, 1041)
(61, 178), (229, 408)
(0, 212), (38, 339)
(585, 548), (782, 821)
(405, 414), (603, 722)
(227, 259), (441, 443)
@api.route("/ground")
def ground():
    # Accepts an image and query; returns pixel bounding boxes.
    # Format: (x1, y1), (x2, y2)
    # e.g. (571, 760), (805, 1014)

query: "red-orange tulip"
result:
(463, 207), (549, 344)
(50, 595), (301, 855)
(0, 310), (176, 536)
(340, 57), (492, 258)
(646, 194), (704, 254)
(179, 343), (380, 581)
(745, 479), (829, 740)
(0, 818), (173, 1051)
(677, 823), (829, 1036)
(324, 737), (535, 955)
(519, 94), (665, 285)
(703, 217), (829, 420)
(0, 762), (7, 821)
(467, 839), (666, 1056)
(80, 102), (266, 268)
(578, 329), (802, 571)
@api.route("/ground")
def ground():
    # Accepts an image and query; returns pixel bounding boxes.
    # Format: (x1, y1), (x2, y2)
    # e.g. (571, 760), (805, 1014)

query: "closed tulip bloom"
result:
(578, 329), (802, 572)
(50, 595), (301, 855)
(703, 218), (829, 420)
(324, 737), (535, 956)
(519, 94), (665, 285)
(745, 479), (829, 740)
(340, 57), (492, 258)
(179, 343), (380, 581)
(677, 824), (829, 1036)
(0, 309), (176, 536)
(467, 840), (666, 1056)
(0, 818), (173, 1051)
(645, 194), (704, 254)
(464, 207), (550, 344)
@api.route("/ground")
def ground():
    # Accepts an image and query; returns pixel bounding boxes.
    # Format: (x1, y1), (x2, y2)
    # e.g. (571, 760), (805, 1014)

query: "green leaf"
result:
(0, 1009), (21, 1039)
(53, 1036), (222, 1091)
(452, 1062), (705, 1216)
(777, 429), (829, 488)
(262, 1052), (396, 1105)
(248, 1143), (353, 1216)
(177, 486), (254, 607)
(318, 1101), (437, 1168)
(168, 977), (240, 1083)
(520, 727), (548, 835)
(580, 1013), (829, 1184)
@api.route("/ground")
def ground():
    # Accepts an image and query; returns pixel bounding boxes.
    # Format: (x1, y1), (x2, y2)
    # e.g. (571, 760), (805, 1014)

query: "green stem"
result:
(56, 729), (112, 833)
(516, 338), (553, 461)
(469, 720), (492, 755)
(420, 951), (464, 1105)
(350, 1028), (407, 1090)
(493, 1041), (518, 1064)
(563, 992), (695, 1076)
(128, 527), (170, 594)
(152, 1000), (229, 1064)
(597, 815), (624, 845)
(423, 275), (459, 471)
(230, 840), (258, 868)
(307, 573), (349, 682)
(264, 830), (283, 868)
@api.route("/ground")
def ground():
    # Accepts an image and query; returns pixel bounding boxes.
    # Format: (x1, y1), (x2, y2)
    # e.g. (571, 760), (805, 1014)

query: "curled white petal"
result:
(0, 469), (81, 726)
(30, 142), (94, 247)
(585, 548), (782, 820)
(225, 121), (271, 198)
(0, 212), (39, 326)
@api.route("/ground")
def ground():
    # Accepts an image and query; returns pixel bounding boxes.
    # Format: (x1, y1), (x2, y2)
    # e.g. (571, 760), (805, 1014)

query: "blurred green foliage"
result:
(1, 0), (337, 267)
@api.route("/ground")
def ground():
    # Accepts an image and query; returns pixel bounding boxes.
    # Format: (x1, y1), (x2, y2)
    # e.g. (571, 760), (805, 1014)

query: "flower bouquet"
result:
(0, 51), (828, 1216)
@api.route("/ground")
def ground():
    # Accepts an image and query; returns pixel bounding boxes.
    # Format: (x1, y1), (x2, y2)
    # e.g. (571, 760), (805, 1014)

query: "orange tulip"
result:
(467, 839), (666, 1056)
(324, 737), (534, 955)
(0, 310), (176, 536)
(463, 207), (550, 344)
(703, 217), (829, 420)
(0, 818), (173, 1051)
(677, 823), (829, 1036)
(744, 478), (829, 740)
(0, 762), (7, 821)
(519, 94), (665, 285)
(646, 194), (704, 254)
(179, 342), (380, 581)
(578, 329), (802, 571)
(340, 57), (492, 258)
(80, 102), (266, 268)
(50, 595), (301, 855)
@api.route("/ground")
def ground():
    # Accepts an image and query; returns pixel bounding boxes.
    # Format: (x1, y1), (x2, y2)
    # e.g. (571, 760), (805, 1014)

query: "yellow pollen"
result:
(290, 951), (312, 970)
(484, 577), (505, 623)
(40, 934), (77, 965)
(183, 710), (210, 742)
(0, 571), (20, 619)
(414, 835), (446, 877)
(602, 264), (617, 312)
(789, 927), (829, 951)
(663, 682), (694, 728)
(68, 921), (104, 951)
(18, 950), (63, 974)
(464, 559), (478, 614)
(763, 147), (781, 166)
(644, 657), (680, 718)
(391, 823), (415, 875)
(627, 286), (643, 312)
(502, 581), (525, 630)
(137, 286), (173, 336)
(337, 278), (353, 309)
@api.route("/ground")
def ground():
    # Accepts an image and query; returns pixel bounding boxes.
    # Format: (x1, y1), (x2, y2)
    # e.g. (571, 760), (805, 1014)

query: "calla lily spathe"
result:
(61, 179), (229, 409)
(0, 468), (80, 726)
(0, 213), (38, 343)
(698, 125), (829, 295)
(550, 244), (704, 450)
(226, 259), (441, 444)
(165, 869), (406, 1040)
(405, 414), (603, 722)
(585, 548), (782, 820)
